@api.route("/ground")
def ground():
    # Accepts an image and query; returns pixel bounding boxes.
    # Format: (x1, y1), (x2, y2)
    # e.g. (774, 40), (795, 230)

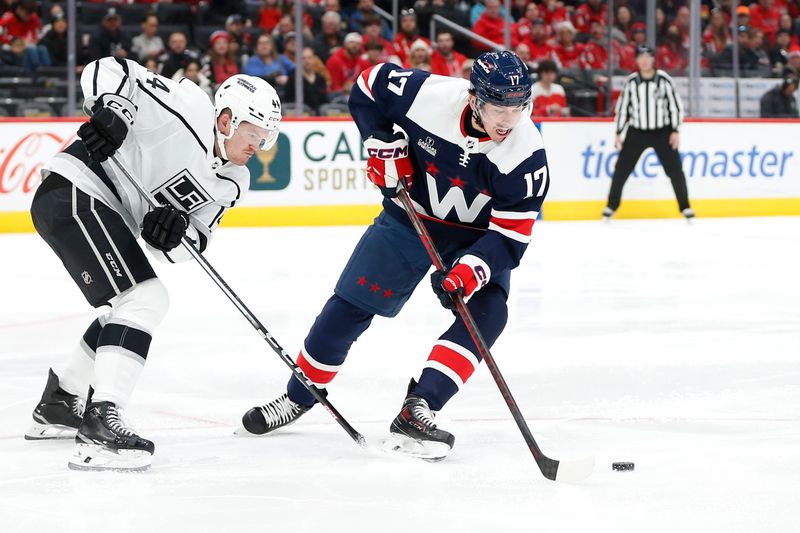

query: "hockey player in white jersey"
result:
(25, 56), (281, 471)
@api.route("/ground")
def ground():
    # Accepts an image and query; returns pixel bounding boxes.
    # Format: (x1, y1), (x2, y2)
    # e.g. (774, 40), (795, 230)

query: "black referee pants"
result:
(607, 127), (691, 212)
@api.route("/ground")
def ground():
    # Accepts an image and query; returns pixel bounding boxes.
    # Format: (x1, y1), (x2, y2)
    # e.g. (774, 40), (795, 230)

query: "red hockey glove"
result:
(364, 131), (414, 198)
(430, 255), (491, 310)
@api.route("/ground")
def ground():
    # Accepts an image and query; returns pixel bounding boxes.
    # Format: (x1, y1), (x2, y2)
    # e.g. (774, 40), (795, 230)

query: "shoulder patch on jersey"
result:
(406, 75), (471, 142)
(486, 120), (545, 175)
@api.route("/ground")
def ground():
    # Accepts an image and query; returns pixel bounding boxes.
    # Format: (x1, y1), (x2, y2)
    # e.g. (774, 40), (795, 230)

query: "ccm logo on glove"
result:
(364, 131), (414, 198)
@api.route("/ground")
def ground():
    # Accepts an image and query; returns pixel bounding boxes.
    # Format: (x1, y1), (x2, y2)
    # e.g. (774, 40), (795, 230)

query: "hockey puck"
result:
(612, 462), (635, 472)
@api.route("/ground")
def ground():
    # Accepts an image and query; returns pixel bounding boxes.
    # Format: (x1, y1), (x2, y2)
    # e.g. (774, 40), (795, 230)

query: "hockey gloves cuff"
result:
(78, 94), (136, 163)
(431, 255), (491, 310)
(364, 131), (414, 198)
(141, 206), (190, 252)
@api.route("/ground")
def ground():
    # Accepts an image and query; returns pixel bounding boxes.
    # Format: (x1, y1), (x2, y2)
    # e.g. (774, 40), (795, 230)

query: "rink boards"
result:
(0, 117), (798, 232)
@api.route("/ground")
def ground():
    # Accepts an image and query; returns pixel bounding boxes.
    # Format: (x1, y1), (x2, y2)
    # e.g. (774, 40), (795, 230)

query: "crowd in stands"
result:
(0, 0), (799, 117)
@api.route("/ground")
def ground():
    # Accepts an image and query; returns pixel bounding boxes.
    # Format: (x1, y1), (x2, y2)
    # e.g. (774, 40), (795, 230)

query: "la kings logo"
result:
(154, 169), (212, 213)
(417, 136), (437, 157)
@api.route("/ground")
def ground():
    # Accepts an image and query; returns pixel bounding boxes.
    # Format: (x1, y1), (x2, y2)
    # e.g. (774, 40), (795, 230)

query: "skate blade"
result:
(24, 422), (78, 440)
(68, 443), (152, 472)
(380, 433), (451, 462)
(233, 425), (259, 437)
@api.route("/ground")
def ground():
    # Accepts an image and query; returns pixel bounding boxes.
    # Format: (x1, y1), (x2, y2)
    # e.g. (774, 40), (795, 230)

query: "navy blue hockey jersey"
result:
(349, 62), (550, 276)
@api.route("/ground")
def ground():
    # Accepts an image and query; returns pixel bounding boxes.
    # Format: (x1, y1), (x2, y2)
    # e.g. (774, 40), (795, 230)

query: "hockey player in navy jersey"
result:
(25, 58), (282, 471)
(241, 51), (550, 459)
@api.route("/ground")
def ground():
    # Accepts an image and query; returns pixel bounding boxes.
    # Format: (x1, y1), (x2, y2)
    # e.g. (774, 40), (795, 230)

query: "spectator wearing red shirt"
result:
(750, 0), (782, 44)
(524, 19), (555, 64)
(361, 15), (399, 65)
(619, 24), (645, 71)
(674, 6), (691, 48)
(531, 59), (569, 117)
(552, 21), (584, 69)
(430, 30), (466, 77)
(392, 9), (429, 65)
(703, 9), (731, 55)
(259, 0), (283, 33)
(541, 0), (569, 29)
(326, 32), (369, 95)
(573, 0), (608, 35)
(612, 5), (634, 44)
(0, 0), (40, 45)
(201, 31), (239, 90)
(657, 25), (688, 73)
(580, 20), (610, 70)
(511, 2), (540, 47)
(473, 0), (506, 52)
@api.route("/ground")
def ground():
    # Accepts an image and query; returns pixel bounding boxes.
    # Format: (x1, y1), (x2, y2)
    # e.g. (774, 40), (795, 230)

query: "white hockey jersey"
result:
(43, 57), (250, 262)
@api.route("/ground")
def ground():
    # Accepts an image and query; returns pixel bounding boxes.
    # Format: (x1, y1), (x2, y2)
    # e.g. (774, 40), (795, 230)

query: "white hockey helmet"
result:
(214, 74), (282, 160)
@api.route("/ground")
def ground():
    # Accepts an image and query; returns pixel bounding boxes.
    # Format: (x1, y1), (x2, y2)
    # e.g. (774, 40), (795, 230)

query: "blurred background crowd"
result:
(0, 0), (798, 117)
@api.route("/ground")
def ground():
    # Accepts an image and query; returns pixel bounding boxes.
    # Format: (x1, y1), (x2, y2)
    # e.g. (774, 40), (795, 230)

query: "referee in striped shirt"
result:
(603, 45), (694, 221)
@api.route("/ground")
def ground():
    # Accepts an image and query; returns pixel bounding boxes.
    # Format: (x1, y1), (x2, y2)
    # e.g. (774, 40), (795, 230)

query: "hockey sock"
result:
(415, 284), (508, 411)
(92, 279), (168, 408)
(287, 295), (374, 407)
(92, 321), (152, 408)
(55, 316), (105, 397)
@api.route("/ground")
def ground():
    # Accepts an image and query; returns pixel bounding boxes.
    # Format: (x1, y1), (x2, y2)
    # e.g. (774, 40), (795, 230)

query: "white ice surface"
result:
(1, 217), (798, 532)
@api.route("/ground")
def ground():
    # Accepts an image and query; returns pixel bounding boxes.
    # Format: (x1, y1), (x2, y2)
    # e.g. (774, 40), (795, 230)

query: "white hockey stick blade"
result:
(554, 456), (595, 483)
(380, 433), (452, 462)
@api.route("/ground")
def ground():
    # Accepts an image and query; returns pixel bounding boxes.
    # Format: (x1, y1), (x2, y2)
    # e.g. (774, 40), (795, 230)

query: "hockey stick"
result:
(396, 185), (594, 482)
(109, 155), (367, 449)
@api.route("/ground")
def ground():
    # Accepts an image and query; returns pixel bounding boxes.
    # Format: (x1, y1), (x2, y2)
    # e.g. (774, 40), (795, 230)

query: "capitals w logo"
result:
(426, 174), (491, 223)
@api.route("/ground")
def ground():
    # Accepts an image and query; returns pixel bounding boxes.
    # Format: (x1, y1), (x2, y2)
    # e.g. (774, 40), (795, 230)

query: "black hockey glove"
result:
(141, 206), (189, 252)
(430, 270), (457, 311)
(78, 95), (135, 162)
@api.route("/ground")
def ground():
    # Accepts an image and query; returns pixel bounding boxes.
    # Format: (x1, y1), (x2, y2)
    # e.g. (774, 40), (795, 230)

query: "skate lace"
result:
(258, 395), (300, 428)
(106, 405), (136, 437)
(411, 399), (436, 429)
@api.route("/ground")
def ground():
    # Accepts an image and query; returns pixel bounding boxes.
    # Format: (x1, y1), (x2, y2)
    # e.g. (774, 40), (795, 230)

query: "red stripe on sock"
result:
(297, 352), (337, 385)
(427, 344), (476, 384)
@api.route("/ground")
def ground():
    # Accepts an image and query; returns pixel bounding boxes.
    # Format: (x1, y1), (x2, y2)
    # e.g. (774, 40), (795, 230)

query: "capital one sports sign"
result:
(0, 121), (80, 212)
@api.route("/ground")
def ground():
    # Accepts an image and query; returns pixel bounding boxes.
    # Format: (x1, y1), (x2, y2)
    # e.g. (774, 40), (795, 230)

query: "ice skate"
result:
(602, 207), (615, 222)
(237, 393), (311, 436)
(68, 401), (154, 472)
(682, 208), (695, 223)
(25, 368), (85, 440)
(383, 381), (455, 462)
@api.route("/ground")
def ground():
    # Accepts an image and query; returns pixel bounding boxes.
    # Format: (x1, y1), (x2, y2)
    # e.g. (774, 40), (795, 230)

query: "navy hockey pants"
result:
(287, 211), (510, 411)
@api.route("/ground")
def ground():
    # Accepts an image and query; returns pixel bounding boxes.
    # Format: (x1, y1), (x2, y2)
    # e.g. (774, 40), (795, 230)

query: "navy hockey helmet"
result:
(470, 50), (532, 108)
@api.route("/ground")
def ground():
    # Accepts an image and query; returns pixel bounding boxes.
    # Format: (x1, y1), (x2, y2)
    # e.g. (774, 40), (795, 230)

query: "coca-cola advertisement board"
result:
(0, 119), (81, 212)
